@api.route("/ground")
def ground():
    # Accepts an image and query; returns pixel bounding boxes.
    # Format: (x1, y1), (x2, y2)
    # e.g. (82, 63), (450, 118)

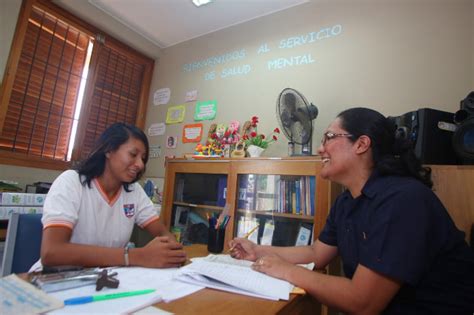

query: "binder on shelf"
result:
(217, 176), (227, 207)
(260, 220), (275, 245)
(175, 178), (185, 202)
(295, 223), (313, 246)
(173, 206), (189, 228)
(309, 176), (316, 216)
(255, 175), (278, 211)
(271, 220), (299, 247)
(238, 174), (257, 210)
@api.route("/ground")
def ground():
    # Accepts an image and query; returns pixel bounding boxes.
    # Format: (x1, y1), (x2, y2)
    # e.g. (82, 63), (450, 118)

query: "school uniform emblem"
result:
(123, 204), (135, 218)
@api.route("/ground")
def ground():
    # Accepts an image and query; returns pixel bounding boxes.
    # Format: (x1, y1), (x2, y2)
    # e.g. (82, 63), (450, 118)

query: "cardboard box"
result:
(0, 193), (25, 205)
(0, 193), (47, 206)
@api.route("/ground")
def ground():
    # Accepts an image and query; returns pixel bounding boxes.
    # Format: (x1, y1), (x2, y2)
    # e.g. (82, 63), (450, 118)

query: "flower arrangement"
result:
(242, 116), (280, 149)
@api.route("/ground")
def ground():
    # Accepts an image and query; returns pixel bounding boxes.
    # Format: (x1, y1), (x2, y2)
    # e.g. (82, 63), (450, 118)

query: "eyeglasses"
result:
(321, 132), (353, 145)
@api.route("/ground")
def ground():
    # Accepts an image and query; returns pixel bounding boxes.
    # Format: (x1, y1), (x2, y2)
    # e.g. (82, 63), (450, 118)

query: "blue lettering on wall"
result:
(204, 71), (216, 80)
(182, 23), (343, 80)
(183, 49), (246, 73)
(267, 54), (315, 70)
(221, 64), (252, 78)
(257, 43), (270, 54)
(278, 24), (342, 49)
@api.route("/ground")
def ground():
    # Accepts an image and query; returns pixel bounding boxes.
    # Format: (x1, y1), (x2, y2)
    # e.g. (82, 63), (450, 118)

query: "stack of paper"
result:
(47, 267), (203, 314)
(174, 255), (293, 300)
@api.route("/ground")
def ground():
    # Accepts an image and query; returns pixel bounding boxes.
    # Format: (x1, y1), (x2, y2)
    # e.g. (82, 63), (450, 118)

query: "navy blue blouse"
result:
(319, 172), (474, 314)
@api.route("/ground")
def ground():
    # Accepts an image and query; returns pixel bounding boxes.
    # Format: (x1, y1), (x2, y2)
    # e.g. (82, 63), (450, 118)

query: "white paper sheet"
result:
(47, 267), (203, 314)
(175, 258), (293, 300)
(0, 274), (63, 315)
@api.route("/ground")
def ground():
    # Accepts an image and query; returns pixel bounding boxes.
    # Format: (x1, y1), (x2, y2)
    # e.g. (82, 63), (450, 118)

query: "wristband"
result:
(124, 246), (130, 266)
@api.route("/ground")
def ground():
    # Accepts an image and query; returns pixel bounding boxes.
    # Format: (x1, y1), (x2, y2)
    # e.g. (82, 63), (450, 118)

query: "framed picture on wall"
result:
(166, 136), (177, 148)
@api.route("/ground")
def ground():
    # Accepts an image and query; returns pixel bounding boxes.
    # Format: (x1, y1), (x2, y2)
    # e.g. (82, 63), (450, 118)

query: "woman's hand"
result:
(251, 254), (298, 281)
(229, 238), (258, 261)
(138, 236), (187, 268)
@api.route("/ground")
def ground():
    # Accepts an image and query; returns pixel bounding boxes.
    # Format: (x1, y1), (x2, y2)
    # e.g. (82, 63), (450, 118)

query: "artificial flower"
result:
(243, 116), (280, 149)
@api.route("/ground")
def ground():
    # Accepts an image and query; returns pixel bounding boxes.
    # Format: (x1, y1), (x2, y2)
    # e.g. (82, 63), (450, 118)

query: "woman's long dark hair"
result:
(76, 123), (149, 191)
(337, 107), (432, 188)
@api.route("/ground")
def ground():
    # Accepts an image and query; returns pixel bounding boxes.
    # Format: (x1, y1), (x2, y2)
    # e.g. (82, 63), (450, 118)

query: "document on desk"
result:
(174, 254), (293, 300)
(46, 267), (203, 314)
(0, 274), (63, 314)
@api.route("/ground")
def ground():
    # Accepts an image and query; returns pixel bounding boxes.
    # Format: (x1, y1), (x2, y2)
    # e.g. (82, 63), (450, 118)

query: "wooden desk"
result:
(156, 244), (321, 315)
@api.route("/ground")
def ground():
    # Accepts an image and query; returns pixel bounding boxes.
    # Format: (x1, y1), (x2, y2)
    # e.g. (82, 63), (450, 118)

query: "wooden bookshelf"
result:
(161, 157), (342, 248)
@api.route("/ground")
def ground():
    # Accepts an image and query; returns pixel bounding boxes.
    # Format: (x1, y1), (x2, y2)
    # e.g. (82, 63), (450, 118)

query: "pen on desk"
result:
(64, 289), (156, 305)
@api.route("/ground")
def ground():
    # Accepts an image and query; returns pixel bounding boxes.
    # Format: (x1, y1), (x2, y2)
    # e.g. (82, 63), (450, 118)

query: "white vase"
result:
(247, 145), (265, 157)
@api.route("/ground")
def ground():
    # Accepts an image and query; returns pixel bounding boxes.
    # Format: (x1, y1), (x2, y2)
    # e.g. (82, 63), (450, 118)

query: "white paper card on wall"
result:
(153, 88), (171, 106)
(148, 123), (166, 136)
(149, 145), (161, 158)
(185, 90), (198, 102)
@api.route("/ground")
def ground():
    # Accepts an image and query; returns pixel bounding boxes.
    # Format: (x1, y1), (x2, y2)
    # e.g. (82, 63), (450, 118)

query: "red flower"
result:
(251, 116), (259, 127)
(243, 116), (279, 149)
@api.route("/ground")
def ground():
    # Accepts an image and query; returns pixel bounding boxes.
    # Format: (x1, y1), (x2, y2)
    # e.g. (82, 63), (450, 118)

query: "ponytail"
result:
(338, 107), (433, 188)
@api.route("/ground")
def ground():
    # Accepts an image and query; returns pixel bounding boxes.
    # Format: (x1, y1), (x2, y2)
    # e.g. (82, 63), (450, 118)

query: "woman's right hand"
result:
(138, 236), (187, 268)
(229, 238), (258, 261)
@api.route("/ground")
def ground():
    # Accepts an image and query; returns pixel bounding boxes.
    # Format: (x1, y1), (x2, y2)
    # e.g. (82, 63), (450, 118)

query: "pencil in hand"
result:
(229, 224), (260, 253)
(242, 224), (259, 239)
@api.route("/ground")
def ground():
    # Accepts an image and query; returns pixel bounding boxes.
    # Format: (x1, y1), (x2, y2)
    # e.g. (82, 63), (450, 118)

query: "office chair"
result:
(1, 213), (43, 276)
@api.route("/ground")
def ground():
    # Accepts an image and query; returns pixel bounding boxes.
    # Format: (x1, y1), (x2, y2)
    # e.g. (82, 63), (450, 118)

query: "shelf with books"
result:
(161, 157), (342, 250)
(173, 201), (225, 212)
(235, 209), (314, 221)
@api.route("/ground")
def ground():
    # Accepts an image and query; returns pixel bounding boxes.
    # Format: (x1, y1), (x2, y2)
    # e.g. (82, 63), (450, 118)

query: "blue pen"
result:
(64, 289), (156, 305)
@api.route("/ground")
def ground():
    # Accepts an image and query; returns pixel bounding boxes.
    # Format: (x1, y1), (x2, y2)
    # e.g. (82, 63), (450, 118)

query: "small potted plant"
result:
(242, 116), (280, 157)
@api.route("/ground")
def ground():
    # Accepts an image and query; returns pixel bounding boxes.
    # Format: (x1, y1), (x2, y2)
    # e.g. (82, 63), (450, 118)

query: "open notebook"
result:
(174, 254), (310, 301)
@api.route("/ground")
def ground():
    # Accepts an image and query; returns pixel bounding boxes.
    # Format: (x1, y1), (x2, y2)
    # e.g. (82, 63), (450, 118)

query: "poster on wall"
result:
(182, 123), (203, 143)
(185, 90), (198, 102)
(166, 105), (186, 124)
(153, 88), (171, 106)
(194, 100), (217, 121)
(148, 123), (166, 136)
(166, 136), (178, 148)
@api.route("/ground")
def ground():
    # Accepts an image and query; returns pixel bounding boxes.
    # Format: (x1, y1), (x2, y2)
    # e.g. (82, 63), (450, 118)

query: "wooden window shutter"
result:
(73, 41), (148, 161)
(0, 4), (90, 161)
(0, 0), (154, 170)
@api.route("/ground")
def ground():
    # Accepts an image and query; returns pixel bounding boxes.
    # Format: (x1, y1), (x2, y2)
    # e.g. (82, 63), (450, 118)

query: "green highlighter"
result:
(64, 289), (156, 305)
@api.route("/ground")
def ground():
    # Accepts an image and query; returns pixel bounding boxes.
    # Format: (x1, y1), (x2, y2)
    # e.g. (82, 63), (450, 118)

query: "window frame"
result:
(0, 0), (153, 170)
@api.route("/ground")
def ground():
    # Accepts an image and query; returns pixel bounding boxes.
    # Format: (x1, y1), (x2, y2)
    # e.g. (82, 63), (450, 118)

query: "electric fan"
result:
(276, 88), (319, 155)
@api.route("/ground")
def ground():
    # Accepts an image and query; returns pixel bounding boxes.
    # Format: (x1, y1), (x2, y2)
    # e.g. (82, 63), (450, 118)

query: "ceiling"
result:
(88, 0), (309, 49)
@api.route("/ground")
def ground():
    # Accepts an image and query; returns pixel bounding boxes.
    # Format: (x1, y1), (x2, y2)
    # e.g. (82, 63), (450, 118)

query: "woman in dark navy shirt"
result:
(230, 107), (474, 314)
